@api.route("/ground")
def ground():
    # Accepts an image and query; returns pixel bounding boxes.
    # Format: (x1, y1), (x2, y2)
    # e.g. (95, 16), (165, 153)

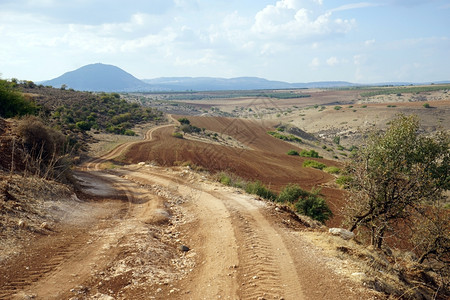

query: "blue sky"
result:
(0, 0), (449, 83)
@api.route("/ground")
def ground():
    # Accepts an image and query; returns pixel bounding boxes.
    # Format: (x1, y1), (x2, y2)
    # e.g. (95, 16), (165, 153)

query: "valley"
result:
(1, 83), (449, 299)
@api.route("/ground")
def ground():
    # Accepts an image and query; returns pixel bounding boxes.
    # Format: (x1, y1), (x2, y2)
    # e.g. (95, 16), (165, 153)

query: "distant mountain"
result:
(142, 77), (356, 91)
(43, 63), (151, 92)
(42, 63), (448, 92)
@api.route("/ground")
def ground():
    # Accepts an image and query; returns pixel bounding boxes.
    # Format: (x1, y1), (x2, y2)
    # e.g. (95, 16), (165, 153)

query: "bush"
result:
(303, 160), (327, 170)
(295, 193), (332, 223)
(180, 124), (201, 134)
(423, 103), (431, 108)
(333, 136), (341, 145)
(267, 131), (302, 143)
(123, 129), (136, 136)
(172, 132), (183, 138)
(336, 175), (353, 188)
(178, 117), (190, 125)
(16, 116), (72, 181)
(277, 184), (309, 203)
(245, 181), (277, 201)
(299, 149), (321, 158)
(0, 79), (37, 117)
(216, 172), (246, 189)
(75, 121), (91, 131)
(324, 166), (341, 174)
(287, 149), (299, 156)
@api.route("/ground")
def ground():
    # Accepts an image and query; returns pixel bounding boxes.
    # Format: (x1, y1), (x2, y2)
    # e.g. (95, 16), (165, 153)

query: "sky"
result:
(0, 0), (449, 83)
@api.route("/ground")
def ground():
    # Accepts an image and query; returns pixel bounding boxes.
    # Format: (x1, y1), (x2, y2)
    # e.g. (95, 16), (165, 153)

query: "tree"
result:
(178, 117), (190, 125)
(343, 114), (449, 249)
(0, 79), (37, 117)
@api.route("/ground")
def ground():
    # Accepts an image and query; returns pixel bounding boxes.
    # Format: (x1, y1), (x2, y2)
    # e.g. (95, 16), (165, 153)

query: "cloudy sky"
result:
(0, 0), (449, 83)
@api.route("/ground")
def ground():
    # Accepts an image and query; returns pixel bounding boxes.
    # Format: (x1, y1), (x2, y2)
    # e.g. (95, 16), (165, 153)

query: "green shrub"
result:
(245, 181), (277, 201)
(178, 117), (190, 125)
(287, 149), (299, 156)
(303, 160), (327, 170)
(299, 149), (321, 158)
(172, 132), (183, 138)
(267, 131), (302, 143)
(216, 172), (245, 189)
(75, 121), (91, 131)
(277, 184), (309, 203)
(423, 103), (431, 108)
(334, 106), (342, 110)
(295, 194), (332, 223)
(0, 79), (37, 117)
(324, 166), (341, 174)
(336, 175), (353, 188)
(123, 129), (136, 136)
(333, 136), (341, 145)
(219, 173), (232, 186)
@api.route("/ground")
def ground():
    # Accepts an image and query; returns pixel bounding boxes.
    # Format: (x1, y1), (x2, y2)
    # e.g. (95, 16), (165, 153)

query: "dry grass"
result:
(0, 172), (75, 260)
(302, 231), (449, 299)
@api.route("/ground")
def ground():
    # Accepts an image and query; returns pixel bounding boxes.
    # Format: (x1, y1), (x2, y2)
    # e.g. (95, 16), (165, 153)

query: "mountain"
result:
(43, 63), (447, 92)
(43, 63), (151, 92)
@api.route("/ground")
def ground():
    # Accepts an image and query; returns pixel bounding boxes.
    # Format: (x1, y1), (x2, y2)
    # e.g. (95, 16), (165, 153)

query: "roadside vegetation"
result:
(339, 114), (449, 298)
(216, 172), (332, 223)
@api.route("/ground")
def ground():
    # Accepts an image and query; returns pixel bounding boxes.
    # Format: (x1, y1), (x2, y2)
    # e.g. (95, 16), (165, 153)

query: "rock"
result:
(18, 219), (27, 228)
(179, 245), (190, 252)
(351, 272), (367, 280)
(40, 222), (50, 230)
(91, 293), (115, 300)
(138, 162), (146, 166)
(329, 228), (354, 240)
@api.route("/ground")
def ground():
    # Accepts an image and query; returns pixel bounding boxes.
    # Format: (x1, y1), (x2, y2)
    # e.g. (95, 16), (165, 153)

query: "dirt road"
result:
(0, 122), (377, 299)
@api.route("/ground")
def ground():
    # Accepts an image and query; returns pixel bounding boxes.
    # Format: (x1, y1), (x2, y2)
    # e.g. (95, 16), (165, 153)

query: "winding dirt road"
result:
(0, 121), (377, 299)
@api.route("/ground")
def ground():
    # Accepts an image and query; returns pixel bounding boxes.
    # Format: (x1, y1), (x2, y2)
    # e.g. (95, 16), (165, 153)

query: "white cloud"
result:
(251, 0), (355, 40)
(310, 57), (320, 67)
(330, 2), (382, 12)
(326, 56), (339, 66)
(364, 39), (375, 46)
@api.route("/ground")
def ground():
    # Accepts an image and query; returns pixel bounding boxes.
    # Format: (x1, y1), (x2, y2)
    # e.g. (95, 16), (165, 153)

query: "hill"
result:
(42, 63), (449, 92)
(43, 63), (356, 92)
(43, 63), (151, 92)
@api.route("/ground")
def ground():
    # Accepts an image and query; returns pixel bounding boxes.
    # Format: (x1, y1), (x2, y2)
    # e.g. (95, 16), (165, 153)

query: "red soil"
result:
(123, 116), (345, 226)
